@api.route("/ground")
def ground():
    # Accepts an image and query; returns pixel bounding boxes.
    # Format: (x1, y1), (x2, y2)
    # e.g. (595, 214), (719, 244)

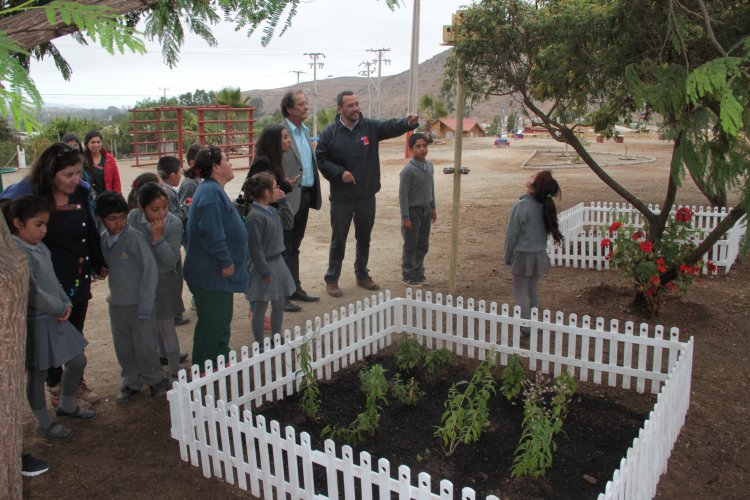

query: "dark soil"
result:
(256, 346), (655, 499)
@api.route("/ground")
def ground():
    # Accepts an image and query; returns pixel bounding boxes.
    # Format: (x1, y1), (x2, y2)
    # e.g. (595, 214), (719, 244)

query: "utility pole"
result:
(158, 87), (169, 104)
(367, 48), (390, 119)
(358, 60), (376, 117)
(290, 70), (306, 84)
(304, 52), (325, 138)
(405, 0), (421, 159)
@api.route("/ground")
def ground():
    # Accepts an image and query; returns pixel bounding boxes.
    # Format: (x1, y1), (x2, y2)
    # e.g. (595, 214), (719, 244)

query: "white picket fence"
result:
(167, 290), (693, 500)
(550, 201), (747, 273)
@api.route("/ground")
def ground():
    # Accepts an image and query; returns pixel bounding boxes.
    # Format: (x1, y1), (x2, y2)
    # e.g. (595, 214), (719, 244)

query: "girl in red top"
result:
(83, 130), (121, 194)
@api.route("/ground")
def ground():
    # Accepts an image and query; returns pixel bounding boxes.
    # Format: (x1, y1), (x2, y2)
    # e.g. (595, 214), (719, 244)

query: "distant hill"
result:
(243, 49), (515, 125)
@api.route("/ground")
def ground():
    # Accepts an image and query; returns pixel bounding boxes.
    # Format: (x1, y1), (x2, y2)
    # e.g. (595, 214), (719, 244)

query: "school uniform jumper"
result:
(183, 177), (249, 369)
(399, 158), (436, 282)
(128, 209), (184, 375)
(245, 199), (296, 343)
(101, 225), (163, 389)
(503, 195), (552, 319)
(14, 236), (88, 428)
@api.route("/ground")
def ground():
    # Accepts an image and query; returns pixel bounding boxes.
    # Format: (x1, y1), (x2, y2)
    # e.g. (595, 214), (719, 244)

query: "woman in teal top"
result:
(183, 146), (248, 371)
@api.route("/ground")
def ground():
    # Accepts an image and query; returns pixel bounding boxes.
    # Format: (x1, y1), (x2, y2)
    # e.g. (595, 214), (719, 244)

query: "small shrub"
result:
(296, 341), (320, 420)
(500, 354), (526, 401)
(391, 374), (425, 406)
(397, 334), (422, 372)
(423, 347), (452, 378)
(511, 371), (578, 478)
(434, 353), (497, 456)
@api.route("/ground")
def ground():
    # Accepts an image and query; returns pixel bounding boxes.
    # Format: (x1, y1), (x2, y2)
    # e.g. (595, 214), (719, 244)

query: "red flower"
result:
(666, 282), (676, 291)
(675, 207), (692, 223)
(185, 197), (192, 206)
(639, 240), (653, 253)
(632, 230), (645, 241)
(601, 238), (611, 248)
(608, 221), (622, 235)
(650, 275), (660, 286)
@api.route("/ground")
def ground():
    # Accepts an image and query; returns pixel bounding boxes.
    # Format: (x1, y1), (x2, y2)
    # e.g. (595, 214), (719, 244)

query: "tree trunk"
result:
(0, 218), (28, 498)
(0, 0), (160, 51)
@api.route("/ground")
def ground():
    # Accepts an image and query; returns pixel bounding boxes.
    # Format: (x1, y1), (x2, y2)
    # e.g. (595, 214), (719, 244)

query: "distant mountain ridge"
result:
(244, 49), (514, 124)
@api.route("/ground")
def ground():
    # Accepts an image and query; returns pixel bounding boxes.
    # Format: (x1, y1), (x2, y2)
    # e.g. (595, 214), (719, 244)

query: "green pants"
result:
(189, 286), (233, 371)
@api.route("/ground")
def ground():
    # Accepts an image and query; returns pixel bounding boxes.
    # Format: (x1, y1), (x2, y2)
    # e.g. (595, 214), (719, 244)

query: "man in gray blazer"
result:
(281, 90), (323, 309)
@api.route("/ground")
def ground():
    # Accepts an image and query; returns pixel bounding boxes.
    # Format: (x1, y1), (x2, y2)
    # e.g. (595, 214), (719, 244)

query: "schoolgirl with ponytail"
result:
(503, 170), (564, 329)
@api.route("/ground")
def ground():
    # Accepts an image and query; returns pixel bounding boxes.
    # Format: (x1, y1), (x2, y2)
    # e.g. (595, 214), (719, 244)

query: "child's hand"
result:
(287, 174), (300, 186)
(184, 197), (192, 206)
(431, 209), (437, 223)
(58, 307), (72, 322)
(402, 219), (412, 231)
(271, 185), (286, 203)
(150, 217), (165, 241)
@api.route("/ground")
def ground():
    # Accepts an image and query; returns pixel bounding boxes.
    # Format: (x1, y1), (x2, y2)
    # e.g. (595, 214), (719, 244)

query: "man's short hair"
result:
(336, 90), (355, 107)
(409, 132), (428, 149)
(157, 156), (181, 180)
(281, 90), (305, 118)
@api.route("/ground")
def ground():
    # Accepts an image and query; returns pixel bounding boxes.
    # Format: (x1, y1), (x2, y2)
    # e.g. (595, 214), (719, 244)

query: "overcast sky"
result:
(31, 0), (468, 108)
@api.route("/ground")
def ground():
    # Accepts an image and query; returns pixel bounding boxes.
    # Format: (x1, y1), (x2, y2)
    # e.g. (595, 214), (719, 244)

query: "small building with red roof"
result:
(430, 118), (486, 139)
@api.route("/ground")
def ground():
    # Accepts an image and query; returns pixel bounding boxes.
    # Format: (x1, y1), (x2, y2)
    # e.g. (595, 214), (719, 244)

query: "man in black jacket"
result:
(317, 90), (418, 297)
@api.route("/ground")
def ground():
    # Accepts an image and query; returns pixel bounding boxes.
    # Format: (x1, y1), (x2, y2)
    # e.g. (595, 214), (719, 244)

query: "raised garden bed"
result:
(167, 290), (693, 499)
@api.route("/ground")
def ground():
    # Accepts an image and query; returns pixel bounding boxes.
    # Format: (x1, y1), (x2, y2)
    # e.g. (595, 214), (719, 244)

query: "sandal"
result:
(56, 405), (96, 420)
(35, 422), (73, 440)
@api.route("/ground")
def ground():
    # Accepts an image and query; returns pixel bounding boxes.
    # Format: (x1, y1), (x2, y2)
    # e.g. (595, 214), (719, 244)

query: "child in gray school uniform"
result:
(95, 191), (165, 403)
(399, 133), (437, 287)
(242, 172), (296, 346)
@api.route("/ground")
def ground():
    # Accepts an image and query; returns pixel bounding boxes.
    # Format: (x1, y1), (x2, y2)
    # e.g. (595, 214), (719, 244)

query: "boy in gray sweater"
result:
(96, 192), (165, 403)
(399, 133), (437, 286)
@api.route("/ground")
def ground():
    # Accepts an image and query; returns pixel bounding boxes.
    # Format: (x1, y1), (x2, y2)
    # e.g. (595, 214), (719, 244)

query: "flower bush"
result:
(601, 207), (717, 313)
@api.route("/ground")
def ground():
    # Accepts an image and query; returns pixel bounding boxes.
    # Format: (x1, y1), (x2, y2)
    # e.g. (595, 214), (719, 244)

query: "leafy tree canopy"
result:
(444, 0), (750, 308)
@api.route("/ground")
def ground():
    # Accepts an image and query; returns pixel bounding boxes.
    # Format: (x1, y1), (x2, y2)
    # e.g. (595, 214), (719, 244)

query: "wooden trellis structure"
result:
(130, 105), (255, 169)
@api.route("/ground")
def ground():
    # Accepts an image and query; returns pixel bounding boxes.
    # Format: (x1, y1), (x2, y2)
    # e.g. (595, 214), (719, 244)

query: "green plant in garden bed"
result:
(322, 364), (389, 446)
(397, 334), (423, 372)
(434, 353), (497, 456)
(512, 371), (578, 478)
(423, 347), (452, 378)
(601, 207), (718, 314)
(501, 354), (526, 402)
(391, 374), (425, 406)
(296, 341), (320, 421)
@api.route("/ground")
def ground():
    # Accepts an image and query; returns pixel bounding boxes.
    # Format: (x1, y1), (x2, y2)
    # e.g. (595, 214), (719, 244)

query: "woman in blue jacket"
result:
(183, 146), (248, 371)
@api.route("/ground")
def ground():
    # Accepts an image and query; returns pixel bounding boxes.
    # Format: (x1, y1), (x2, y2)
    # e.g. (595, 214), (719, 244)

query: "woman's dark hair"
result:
(3, 195), (48, 234)
(95, 191), (128, 218)
(529, 170), (564, 245)
(127, 172), (160, 209)
(242, 172), (275, 203)
(82, 130), (108, 167)
(61, 133), (83, 151)
(29, 143), (83, 212)
(157, 155), (181, 180)
(136, 181), (167, 209)
(193, 145), (224, 179)
(254, 125), (286, 182)
(184, 143), (206, 178)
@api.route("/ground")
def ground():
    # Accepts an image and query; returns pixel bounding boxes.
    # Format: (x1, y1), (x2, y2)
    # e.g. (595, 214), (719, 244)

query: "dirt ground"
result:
(11, 135), (750, 499)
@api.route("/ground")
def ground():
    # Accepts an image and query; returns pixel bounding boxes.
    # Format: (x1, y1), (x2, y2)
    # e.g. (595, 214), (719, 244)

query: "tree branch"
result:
(0, 0), (158, 50)
(696, 0), (727, 57)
